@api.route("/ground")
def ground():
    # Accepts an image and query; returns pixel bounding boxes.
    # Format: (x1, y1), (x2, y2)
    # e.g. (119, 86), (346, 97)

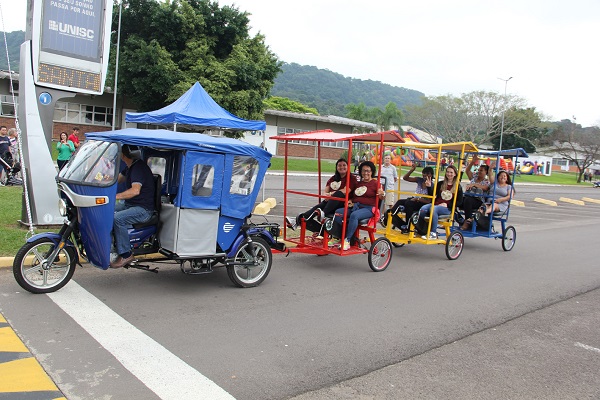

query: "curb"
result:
(0, 258), (12, 269)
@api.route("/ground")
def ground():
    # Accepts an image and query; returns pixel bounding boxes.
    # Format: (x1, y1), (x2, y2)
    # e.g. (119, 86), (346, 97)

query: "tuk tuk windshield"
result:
(58, 140), (119, 186)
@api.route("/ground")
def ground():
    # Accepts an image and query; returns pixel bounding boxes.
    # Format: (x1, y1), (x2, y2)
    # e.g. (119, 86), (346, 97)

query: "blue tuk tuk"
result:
(13, 128), (283, 293)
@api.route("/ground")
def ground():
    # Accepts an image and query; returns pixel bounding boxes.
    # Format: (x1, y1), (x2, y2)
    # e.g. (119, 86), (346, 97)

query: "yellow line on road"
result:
(0, 327), (29, 352)
(559, 197), (585, 206)
(0, 313), (64, 396)
(534, 197), (558, 206)
(582, 197), (600, 204)
(511, 200), (525, 207)
(0, 358), (59, 392)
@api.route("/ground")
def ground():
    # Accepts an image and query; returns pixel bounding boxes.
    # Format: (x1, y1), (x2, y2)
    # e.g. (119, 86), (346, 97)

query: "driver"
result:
(111, 145), (156, 268)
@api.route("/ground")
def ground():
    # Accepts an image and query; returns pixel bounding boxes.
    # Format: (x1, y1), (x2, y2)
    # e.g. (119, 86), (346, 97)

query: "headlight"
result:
(58, 199), (68, 216)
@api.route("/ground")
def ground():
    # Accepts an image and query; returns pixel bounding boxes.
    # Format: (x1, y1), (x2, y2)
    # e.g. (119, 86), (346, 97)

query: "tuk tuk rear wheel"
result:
(13, 238), (77, 294)
(227, 237), (272, 288)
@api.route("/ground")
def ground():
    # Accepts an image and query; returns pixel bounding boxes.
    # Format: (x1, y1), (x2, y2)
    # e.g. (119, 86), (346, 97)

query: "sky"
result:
(2, 0), (599, 127)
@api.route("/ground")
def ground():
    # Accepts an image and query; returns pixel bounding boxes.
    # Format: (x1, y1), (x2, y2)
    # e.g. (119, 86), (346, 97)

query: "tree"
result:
(345, 102), (369, 121)
(263, 96), (319, 115)
(345, 101), (404, 131)
(549, 120), (600, 183)
(109, 0), (281, 138)
(404, 91), (545, 146)
(375, 102), (404, 131)
(489, 107), (551, 153)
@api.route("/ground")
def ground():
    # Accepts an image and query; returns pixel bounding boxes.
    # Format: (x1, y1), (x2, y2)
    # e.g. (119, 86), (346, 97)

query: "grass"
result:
(0, 186), (30, 257)
(268, 156), (592, 186)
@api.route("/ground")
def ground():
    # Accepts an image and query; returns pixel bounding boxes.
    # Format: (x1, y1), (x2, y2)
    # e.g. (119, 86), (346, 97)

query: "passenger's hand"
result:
(425, 176), (432, 187)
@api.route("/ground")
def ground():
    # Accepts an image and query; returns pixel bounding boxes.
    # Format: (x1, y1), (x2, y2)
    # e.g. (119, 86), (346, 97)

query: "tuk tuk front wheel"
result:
(13, 238), (77, 294)
(227, 237), (272, 288)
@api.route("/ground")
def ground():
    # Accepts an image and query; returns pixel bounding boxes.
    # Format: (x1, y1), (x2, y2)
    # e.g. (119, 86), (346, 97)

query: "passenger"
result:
(484, 170), (514, 215)
(332, 161), (385, 250)
(286, 158), (357, 230)
(111, 145), (156, 269)
(379, 154), (398, 210)
(460, 155), (491, 230)
(417, 165), (463, 240)
(384, 164), (434, 231)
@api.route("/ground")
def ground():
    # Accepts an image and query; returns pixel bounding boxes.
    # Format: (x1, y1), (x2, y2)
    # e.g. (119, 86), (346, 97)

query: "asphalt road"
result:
(1, 180), (599, 399)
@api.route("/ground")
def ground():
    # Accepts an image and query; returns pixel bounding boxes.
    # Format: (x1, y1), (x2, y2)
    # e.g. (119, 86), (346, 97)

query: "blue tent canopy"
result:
(125, 82), (266, 131)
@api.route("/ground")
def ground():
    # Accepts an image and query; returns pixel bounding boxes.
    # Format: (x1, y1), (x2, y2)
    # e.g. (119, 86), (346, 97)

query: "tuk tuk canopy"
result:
(86, 128), (271, 163)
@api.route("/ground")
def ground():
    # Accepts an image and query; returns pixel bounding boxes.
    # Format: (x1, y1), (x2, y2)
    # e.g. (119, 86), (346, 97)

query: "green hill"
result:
(271, 62), (424, 116)
(0, 31), (24, 72)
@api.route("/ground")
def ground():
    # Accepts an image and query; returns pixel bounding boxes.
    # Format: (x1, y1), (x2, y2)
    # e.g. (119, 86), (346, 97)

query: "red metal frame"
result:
(271, 129), (405, 256)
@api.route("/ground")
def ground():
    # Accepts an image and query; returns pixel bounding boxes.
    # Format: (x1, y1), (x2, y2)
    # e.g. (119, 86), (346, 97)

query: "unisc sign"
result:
(31, 0), (112, 94)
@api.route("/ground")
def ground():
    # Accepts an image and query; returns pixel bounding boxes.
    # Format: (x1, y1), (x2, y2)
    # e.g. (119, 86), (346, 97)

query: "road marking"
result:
(0, 313), (65, 397)
(582, 197), (600, 204)
(511, 200), (525, 207)
(48, 282), (235, 400)
(575, 342), (600, 354)
(0, 357), (60, 392)
(559, 197), (585, 206)
(533, 197), (558, 206)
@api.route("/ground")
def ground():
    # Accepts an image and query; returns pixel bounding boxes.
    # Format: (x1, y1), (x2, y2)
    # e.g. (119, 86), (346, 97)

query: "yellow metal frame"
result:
(369, 141), (479, 246)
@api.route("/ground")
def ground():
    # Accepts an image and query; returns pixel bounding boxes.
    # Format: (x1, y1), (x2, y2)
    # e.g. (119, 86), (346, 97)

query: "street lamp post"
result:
(112, 1), (123, 130)
(498, 76), (512, 151)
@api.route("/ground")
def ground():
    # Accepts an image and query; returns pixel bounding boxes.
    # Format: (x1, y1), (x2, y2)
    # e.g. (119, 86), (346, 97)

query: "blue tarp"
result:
(125, 82), (266, 131)
(85, 128), (271, 162)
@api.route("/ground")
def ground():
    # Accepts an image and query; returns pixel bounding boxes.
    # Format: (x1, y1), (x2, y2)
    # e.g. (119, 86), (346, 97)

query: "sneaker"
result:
(340, 239), (351, 251)
(400, 225), (408, 233)
(285, 216), (297, 231)
(328, 238), (340, 247)
(421, 232), (437, 240)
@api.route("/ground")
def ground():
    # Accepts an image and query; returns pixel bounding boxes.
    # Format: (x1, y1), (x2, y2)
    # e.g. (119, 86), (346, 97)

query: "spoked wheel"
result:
(227, 237), (272, 287)
(368, 237), (393, 272)
(445, 231), (464, 260)
(502, 226), (516, 251)
(13, 238), (77, 294)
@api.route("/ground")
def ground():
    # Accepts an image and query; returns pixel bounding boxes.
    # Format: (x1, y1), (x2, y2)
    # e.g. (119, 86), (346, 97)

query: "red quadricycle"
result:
(270, 129), (405, 272)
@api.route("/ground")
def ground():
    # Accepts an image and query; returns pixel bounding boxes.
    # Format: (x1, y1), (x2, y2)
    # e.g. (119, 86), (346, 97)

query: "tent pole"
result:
(173, 123), (177, 132)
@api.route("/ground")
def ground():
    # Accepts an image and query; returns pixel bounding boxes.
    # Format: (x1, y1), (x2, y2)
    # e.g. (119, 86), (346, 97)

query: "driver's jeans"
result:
(113, 202), (153, 255)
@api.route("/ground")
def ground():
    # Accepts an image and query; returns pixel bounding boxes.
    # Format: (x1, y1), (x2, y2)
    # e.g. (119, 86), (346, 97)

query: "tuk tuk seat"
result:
(132, 174), (162, 229)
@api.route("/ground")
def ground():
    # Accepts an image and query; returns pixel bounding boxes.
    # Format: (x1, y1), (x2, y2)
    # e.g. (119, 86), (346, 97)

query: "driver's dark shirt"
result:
(123, 159), (155, 211)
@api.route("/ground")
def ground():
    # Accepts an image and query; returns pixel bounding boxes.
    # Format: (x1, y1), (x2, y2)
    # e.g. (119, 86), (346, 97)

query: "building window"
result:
(54, 102), (113, 127)
(552, 158), (568, 166)
(0, 94), (17, 116)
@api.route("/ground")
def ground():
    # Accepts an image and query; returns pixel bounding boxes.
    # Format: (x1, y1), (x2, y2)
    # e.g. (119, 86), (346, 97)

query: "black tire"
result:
(502, 226), (516, 251)
(13, 238), (77, 294)
(368, 237), (392, 272)
(227, 237), (272, 288)
(445, 231), (464, 260)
